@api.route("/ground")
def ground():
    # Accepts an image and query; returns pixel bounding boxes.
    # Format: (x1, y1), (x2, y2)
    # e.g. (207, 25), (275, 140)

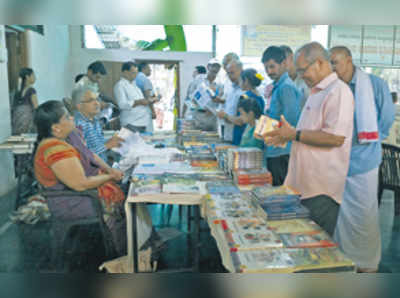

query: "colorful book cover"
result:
(230, 247), (355, 273)
(206, 182), (241, 195)
(257, 194), (301, 208)
(230, 249), (296, 273)
(252, 185), (297, 199)
(279, 231), (337, 248)
(267, 219), (322, 234)
(288, 247), (355, 273)
(221, 218), (283, 250)
(264, 204), (310, 220)
(254, 115), (280, 138)
(162, 176), (200, 194)
(190, 160), (218, 168)
(131, 179), (162, 195)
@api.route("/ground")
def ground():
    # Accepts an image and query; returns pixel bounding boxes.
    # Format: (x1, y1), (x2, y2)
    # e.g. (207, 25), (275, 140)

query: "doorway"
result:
(100, 60), (180, 132)
(5, 26), (29, 107)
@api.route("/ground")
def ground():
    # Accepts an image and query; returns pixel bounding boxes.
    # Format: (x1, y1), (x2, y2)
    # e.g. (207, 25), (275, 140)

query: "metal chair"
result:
(40, 189), (116, 272)
(378, 143), (400, 216)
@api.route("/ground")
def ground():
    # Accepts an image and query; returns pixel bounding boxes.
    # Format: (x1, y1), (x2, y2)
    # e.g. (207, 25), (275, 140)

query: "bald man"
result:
(217, 59), (244, 143)
(330, 46), (395, 272)
(264, 42), (355, 237)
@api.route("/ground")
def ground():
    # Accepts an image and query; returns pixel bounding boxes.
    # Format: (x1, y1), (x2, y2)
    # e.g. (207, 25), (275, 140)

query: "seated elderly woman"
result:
(33, 100), (126, 255)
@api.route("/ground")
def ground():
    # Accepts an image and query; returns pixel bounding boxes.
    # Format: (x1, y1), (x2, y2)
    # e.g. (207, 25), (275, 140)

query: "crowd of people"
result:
(184, 42), (397, 273)
(8, 40), (399, 272)
(10, 60), (163, 258)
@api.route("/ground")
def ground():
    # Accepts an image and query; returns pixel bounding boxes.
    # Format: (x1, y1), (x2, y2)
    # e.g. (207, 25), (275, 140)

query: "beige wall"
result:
(0, 25), (17, 195)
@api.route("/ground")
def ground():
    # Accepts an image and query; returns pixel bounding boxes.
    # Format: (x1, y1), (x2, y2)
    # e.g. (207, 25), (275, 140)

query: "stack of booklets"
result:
(219, 218), (283, 251)
(278, 230), (337, 249)
(252, 186), (309, 220)
(230, 247), (355, 273)
(210, 143), (238, 153)
(183, 142), (210, 150)
(267, 218), (322, 234)
(190, 160), (219, 168)
(227, 148), (264, 172)
(133, 162), (194, 176)
(233, 169), (273, 186)
(206, 193), (259, 220)
(206, 181), (241, 195)
(162, 174), (201, 194)
(131, 174), (162, 195)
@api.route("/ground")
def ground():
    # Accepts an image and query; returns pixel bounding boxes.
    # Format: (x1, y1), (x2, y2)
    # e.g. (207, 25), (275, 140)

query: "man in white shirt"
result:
(217, 59), (244, 142)
(114, 62), (156, 132)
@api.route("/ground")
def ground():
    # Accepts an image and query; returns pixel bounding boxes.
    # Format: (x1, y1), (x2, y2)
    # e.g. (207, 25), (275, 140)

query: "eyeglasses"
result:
(296, 60), (316, 76)
(81, 97), (99, 104)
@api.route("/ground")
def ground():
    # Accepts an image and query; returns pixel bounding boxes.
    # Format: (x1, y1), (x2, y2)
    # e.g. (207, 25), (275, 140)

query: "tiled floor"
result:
(0, 188), (398, 272)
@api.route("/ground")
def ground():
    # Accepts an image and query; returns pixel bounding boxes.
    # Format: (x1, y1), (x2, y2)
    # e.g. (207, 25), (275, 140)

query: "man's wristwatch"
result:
(295, 130), (301, 142)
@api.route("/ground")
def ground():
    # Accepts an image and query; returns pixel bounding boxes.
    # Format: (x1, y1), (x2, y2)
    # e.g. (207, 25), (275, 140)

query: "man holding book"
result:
(264, 42), (354, 237)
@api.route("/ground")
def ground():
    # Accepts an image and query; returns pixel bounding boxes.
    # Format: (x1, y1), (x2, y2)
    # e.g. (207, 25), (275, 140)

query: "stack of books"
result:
(205, 193), (259, 220)
(252, 186), (309, 220)
(206, 181), (241, 195)
(161, 174), (201, 194)
(227, 148), (264, 172)
(233, 168), (273, 186)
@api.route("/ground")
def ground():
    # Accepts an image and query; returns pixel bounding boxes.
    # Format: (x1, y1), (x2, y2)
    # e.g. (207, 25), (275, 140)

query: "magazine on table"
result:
(221, 218), (283, 251)
(230, 247), (355, 273)
(230, 249), (296, 273)
(162, 175), (201, 194)
(267, 219), (322, 234)
(279, 230), (337, 248)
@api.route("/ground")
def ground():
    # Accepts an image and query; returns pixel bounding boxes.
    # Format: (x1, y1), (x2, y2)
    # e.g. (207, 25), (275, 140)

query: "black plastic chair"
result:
(378, 143), (400, 216)
(40, 188), (116, 272)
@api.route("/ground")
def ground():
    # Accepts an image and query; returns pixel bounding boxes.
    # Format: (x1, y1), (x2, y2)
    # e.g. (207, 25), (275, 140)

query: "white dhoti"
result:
(334, 167), (381, 270)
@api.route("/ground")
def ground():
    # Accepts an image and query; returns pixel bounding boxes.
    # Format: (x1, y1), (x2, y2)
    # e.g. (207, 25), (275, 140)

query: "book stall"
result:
(121, 118), (355, 273)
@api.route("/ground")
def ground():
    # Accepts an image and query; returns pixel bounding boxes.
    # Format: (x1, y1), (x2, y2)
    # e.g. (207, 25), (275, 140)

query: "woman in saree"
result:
(33, 100), (126, 255)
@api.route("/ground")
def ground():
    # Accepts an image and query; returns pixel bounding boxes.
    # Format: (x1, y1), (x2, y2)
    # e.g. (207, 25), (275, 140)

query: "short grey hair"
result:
(71, 86), (92, 107)
(222, 52), (240, 66)
(227, 59), (243, 70)
(295, 42), (330, 64)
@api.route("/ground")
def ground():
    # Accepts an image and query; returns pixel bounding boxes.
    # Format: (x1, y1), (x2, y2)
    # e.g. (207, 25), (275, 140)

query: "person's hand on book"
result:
(264, 115), (296, 146)
(105, 134), (125, 149)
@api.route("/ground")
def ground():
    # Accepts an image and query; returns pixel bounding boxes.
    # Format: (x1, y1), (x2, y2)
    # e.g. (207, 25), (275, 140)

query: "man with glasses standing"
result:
(72, 86), (124, 162)
(262, 46), (302, 185)
(264, 42), (355, 237)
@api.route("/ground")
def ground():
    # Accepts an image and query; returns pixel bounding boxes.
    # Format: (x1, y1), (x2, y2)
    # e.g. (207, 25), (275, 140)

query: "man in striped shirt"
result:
(72, 86), (123, 162)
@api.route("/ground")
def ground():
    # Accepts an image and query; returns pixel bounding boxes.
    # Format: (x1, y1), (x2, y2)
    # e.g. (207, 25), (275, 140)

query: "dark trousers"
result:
(267, 154), (289, 186)
(301, 195), (340, 237)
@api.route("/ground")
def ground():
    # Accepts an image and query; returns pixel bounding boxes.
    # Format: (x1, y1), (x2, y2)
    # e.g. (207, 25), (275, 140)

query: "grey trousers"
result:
(301, 194), (340, 237)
